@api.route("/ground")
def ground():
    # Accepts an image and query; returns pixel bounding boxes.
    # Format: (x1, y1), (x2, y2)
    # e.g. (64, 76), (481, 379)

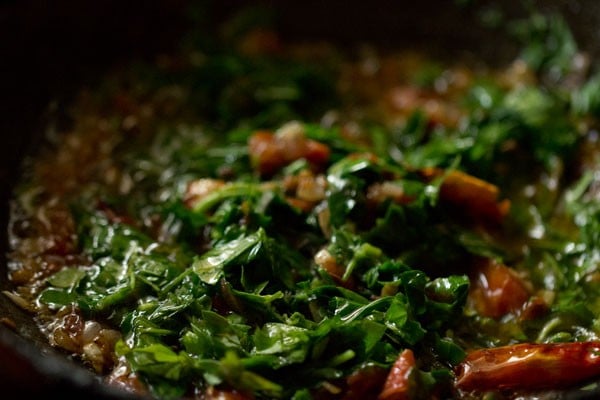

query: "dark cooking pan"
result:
(2, 0), (600, 398)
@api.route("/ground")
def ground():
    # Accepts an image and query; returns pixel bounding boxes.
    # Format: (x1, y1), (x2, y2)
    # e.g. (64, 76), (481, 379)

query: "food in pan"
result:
(5, 5), (600, 400)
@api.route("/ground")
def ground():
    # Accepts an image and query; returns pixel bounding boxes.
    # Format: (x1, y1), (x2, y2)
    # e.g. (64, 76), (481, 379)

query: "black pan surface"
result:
(2, 1), (600, 398)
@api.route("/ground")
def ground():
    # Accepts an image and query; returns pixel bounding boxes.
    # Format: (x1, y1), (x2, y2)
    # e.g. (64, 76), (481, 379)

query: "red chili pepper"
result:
(379, 349), (416, 400)
(455, 341), (600, 392)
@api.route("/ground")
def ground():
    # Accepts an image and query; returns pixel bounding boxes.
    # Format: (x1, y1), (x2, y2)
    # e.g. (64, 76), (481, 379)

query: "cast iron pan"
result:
(1, 1), (600, 398)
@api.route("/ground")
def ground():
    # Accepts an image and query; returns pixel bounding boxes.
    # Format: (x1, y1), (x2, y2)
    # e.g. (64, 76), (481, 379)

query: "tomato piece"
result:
(468, 260), (531, 319)
(248, 131), (286, 176)
(314, 248), (357, 289)
(379, 349), (416, 400)
(386, 85), (462, 128)
(202, 386), (255, 400)
(343, 364), (388, 400)
(455, 341), (600, 392)
(421, 168), (510, 226)
(518, 295), (550, 322)
(248, 129), (331, 176)
(304, 136), (331, 166)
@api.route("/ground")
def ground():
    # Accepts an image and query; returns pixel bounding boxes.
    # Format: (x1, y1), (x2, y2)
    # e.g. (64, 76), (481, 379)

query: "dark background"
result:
(2, 0), (600, 192)
(2, 0), (600, 200)
(1, 0), (600, 398)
